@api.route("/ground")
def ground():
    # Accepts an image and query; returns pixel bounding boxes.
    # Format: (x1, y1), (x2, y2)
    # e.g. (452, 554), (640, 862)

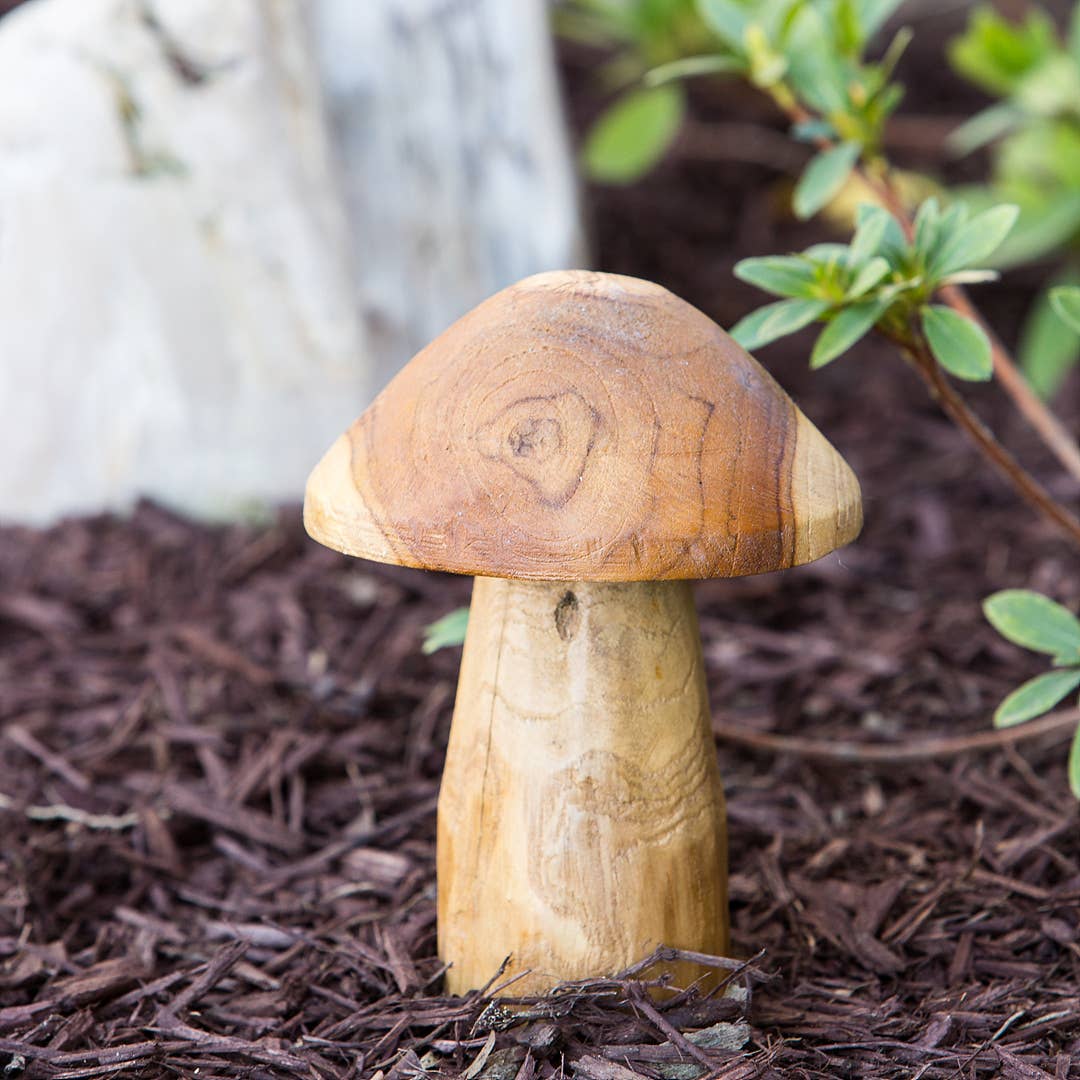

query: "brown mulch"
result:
(2, 6), (1080, 1079)
(2, 383), (1078, 1080)
(2, 396), (1078, 1080)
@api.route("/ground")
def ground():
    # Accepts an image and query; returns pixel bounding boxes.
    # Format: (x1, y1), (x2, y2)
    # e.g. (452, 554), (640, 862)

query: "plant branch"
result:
(940, 282), (1080, 483)
(713, 707), (1080, 763)
(863, 165), (1080, 483)
(776, 92), (1080, 485)
(897, 333), (1080, 548)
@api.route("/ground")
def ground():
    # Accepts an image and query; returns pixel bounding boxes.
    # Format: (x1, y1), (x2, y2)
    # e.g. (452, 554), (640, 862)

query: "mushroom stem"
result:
(437, 576), (729, 996)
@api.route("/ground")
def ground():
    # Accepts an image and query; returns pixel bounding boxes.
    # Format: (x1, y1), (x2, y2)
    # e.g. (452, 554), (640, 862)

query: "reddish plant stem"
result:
(899, 335), (1080, 548)
(940, 283), (1080, 483)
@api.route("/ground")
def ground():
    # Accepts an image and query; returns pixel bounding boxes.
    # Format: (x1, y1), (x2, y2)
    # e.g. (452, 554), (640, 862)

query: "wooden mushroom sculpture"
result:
(304, 270), (862, 995)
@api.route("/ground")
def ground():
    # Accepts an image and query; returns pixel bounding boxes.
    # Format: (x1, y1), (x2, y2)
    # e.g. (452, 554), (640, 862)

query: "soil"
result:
(1, 7), (1079, 1079)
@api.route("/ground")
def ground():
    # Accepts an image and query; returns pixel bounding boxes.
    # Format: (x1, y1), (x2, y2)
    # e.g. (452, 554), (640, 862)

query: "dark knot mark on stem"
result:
(554, 591), (580, 642)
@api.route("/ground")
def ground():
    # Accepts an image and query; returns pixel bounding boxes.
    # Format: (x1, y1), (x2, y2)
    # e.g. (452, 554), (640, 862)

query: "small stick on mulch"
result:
(713, 707), (1080, 763)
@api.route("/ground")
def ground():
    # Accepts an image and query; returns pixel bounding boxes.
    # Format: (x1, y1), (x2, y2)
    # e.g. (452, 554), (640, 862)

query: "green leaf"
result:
(1015, 54), (1080, 117)
(805, 243), (851, 265)
(793, 141), (861, 221)
(921, 305), (993, 381)
(645, 54), (744, 87)
(940, 270), (999, 286)
(913, 197), (942, 260)
(948, 8), (1058, 97)
(948, 103), (1023, 156)
(1070, 723), (1080, 800)
(984, 589), (1080, 660)
(1049, 286), (1080, 335)
(993, 668), (1080, 728)
(810, 298), (888, 368)
(857, 0), (905, 40)
(929, 203), (1019, 278)
(695, 0), (749, 51)
(876, 25), (913, 84)
(730, 298), (829, 351)
(785, 5), (849, 115)
(421, 607), (469, 655)
(582, 86), (685, 184)
(1019, 280), (1080, 399)
(835, 0), (862, 55)
(932, 201), (971, 247)
(846, 256), (890, 299)
(733, 256), (817, 298)
(986, 194), (1080, 269)
(856, 203), (907, 265)
(848, 207), (889, 267)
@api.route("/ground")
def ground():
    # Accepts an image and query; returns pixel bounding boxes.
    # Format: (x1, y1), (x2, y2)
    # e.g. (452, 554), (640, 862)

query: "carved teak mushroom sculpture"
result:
(304, 270), (862, 995)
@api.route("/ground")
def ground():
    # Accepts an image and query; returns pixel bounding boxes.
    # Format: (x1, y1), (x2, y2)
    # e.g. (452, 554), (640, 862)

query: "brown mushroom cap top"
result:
(304, 270), (862, 581)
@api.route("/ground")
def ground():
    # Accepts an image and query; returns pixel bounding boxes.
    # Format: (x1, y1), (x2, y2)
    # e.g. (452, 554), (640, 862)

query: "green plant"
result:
(558, 0), (1080, 500)
(730, 197), (1080, 548)
(557, 0), (724, 182)
(566, 0), (910, 192)
(730, 197), (1013, 376)
(984, 590), (1080, 798)
(1050, 283), (1080, 334)
(949, 3), (1080, 399)
(421, 607), (470, 655)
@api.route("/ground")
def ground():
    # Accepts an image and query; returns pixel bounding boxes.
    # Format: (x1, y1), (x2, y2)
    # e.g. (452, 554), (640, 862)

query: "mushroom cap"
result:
(304, 270), (862, 581)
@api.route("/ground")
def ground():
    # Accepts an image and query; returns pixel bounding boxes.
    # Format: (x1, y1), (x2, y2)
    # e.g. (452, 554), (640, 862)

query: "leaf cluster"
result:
(984, 590), (1080, 798)
(568, 0), (908, 186)
(949, 3), (1080, 397)
(730, 198), (1017, 380)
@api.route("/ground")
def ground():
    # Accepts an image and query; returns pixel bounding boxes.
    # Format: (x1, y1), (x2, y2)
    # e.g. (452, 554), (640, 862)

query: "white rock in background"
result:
(0, 0), (369, 523)
(0, 0), (587, 524)
(312, 0), (586, 390)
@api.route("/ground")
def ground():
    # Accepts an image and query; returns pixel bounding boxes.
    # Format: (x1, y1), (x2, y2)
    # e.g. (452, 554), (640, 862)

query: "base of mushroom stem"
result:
(437, 576), (729, 997)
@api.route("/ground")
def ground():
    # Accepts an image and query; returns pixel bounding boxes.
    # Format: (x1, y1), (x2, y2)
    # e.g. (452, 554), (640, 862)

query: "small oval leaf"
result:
(1049, 286), (1080, 335)
(1020, 282), (1080, 399)
(810, 298), (889, 369)
(984, 589), (1080, 659)
(993, 668), (1080, 728)
(793, 141), (861, 221)
(582, 86), (685, 185)
(848, 208), (890, 268)
(646, 54), (744, 87)
(921, 305), (993, 381)
(847, 256), (891, 299)
(734, 256), (818, 298)
(930, 203), (1019, 278)
(695, 0), (749, 51)
(730, 298), (828, 351)
(422, 607), (469, 654)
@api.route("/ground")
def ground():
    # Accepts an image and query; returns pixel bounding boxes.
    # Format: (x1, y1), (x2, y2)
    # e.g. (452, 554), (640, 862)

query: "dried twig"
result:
(713, 707), (1080, 762)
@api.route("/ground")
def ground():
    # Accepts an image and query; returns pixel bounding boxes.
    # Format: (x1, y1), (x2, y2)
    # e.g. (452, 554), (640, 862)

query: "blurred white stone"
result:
(0, 0), (586, 524)
(311, 0), (585, 389)
(0, 0), (369, 523)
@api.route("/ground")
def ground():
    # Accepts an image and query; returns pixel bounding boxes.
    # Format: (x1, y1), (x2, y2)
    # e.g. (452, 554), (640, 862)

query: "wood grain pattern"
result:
(304, 270), (862, 582)
(438, 576), (728, 995)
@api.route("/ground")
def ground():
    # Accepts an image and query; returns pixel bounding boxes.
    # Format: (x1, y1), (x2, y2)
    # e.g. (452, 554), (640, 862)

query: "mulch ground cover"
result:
(2, 8), (1080, 1078)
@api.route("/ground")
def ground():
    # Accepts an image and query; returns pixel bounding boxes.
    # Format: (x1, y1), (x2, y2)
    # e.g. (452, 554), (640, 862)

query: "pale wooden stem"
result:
(437, 577), (729, 996)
